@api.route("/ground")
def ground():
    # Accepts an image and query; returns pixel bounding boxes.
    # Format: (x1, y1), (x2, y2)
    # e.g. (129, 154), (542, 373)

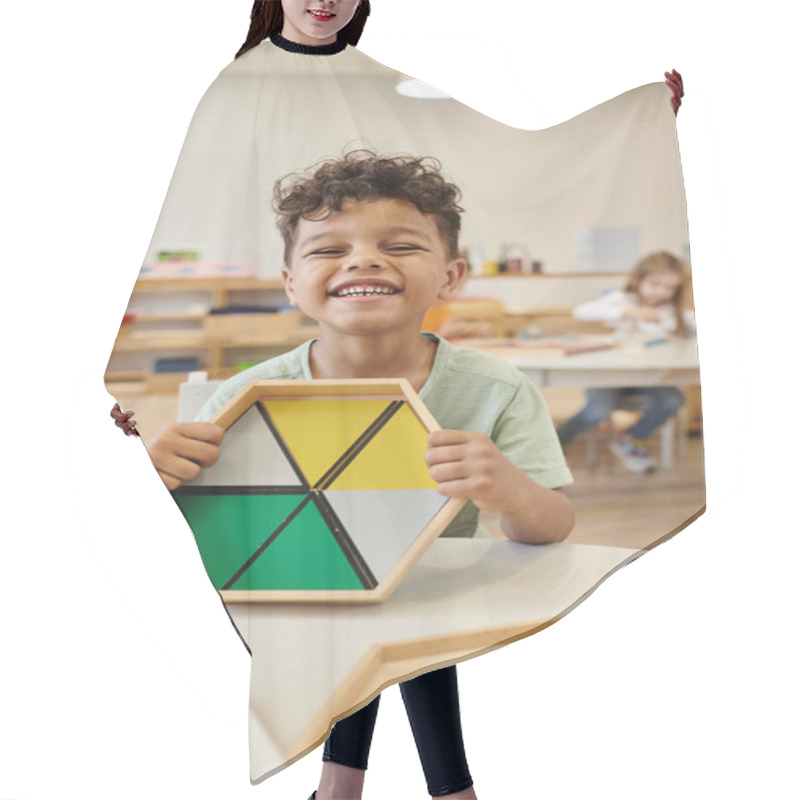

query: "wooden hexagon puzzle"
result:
(173, 379), (465, 603)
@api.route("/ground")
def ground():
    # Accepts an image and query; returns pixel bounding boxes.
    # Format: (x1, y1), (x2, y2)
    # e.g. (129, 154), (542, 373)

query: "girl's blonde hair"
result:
(624, 251), (691, 335)
(237, 1), (371, 59)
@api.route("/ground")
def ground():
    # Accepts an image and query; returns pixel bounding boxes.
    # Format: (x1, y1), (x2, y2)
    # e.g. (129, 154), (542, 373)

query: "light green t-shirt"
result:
(196, 334), (573, 538)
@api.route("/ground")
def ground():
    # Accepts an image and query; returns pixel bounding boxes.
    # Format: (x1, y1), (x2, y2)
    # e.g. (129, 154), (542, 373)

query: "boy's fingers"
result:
(427, 429), (481, 447)
(424, 444), (467, 467)
(435, 478), (469, 498)
(148, 424), (224, 466)
(157, 470), (183, 492)
(173, 422), (225, 445)
(436, 478), (487, 503)
(428, 461), (470, 484)
(428, 429), (465, 447)
(152, 453), (205, 483)
(168, 438), (221, 469)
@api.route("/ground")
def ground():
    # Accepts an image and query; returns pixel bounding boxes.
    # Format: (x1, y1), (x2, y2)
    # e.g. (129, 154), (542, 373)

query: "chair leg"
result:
(585, 428), (598, 468)
(660, 417), (675, 470)
(677, 405), (689, 458)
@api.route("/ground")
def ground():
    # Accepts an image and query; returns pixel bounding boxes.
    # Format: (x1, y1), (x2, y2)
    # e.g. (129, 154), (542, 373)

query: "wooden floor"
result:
(482, 434), (705, 551)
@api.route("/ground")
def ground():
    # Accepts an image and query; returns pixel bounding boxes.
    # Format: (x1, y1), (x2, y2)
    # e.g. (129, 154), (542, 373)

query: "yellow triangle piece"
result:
(328, 404), (437, 491)
(262, 399), (397, 486)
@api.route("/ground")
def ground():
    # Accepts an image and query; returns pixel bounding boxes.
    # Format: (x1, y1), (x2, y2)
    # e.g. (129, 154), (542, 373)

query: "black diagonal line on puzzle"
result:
(312, 491), (377, 590)
(256, 401), (310, 489)
(222, 493), (313, 590)
(172, 485), (308, 497)
(314, 400), (405, 491)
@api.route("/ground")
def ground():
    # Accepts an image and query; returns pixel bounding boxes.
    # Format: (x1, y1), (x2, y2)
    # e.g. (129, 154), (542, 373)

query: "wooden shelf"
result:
(466, 271), (628, 279)
(125, 312), (208, 323)
(133, 277), (285, 292)
(106, 365), (278, 394)
(108, 277), (308, 393)
(222, 327), (320, 348)
(112, 333), (213, 351)
(112, 327), (316, 352)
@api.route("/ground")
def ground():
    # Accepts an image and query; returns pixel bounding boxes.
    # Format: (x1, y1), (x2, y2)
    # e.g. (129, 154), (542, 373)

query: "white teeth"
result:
(333, 285), (399, 297)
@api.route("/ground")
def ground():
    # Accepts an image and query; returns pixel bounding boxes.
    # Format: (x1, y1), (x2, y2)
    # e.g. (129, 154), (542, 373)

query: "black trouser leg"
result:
(400, 666), (473, 797)
(322, 666), (473, 797)
(322, 694), (381, 770)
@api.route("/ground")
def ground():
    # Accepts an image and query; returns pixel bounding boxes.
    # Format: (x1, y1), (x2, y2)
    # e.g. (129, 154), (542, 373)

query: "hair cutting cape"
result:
(105, 38), (703, 783)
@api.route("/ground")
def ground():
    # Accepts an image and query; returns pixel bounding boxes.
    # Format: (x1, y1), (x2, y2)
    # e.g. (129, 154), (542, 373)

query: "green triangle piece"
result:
(230, 497), (365, 592)
(174, 493), (305, 589)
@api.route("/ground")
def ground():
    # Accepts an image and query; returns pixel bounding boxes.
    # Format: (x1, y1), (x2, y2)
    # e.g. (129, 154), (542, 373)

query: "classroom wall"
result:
(145, 65), (687, 278)
(458, 274), (630, 309)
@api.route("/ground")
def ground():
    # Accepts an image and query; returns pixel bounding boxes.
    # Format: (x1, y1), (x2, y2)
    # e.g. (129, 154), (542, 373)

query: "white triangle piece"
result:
(323, 489), (448, 583)
(185, 405), (304, 488)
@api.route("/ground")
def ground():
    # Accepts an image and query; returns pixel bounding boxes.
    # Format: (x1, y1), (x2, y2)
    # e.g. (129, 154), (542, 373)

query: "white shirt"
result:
(573, 290), (695, 338)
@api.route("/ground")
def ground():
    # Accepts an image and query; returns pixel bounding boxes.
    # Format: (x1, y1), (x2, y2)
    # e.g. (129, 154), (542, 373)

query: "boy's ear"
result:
(438, 257), (467, 300)
(281, 266), (298, 307)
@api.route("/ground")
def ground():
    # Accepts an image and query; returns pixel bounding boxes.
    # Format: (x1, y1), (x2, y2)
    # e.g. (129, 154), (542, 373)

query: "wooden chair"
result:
(584, 394), (688, 471)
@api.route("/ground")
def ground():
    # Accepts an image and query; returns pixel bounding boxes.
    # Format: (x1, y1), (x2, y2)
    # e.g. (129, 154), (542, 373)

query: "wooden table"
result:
(228, 538), (637, 783)
(458, 338), (701, 468)
(462, 338), (700, 388)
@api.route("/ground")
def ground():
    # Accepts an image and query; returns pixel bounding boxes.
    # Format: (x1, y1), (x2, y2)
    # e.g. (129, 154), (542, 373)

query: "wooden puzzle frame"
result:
(173, 379), (465, 604)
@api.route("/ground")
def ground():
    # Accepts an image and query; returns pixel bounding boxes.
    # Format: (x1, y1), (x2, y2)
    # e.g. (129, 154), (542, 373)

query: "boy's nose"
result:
(346, 254), (385, 270)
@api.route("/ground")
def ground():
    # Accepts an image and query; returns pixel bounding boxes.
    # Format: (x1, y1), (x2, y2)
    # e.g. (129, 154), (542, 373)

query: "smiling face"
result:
(282, 198), (466, 338)
(280, 0), (361, 45)
(636, 270), (683, 307)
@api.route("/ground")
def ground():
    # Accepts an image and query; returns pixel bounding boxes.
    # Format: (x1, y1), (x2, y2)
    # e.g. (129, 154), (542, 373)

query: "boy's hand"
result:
(146, 422), (225, 491)
(426, 429), (575, 543)
(425, 430), (529, 513)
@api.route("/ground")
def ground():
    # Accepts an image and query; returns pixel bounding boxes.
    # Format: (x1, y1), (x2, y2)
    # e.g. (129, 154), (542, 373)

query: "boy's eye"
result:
(306, 243), (425, 256)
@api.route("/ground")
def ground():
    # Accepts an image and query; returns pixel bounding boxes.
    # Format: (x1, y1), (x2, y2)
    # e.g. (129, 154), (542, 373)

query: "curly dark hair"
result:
(274, 150), (464, 263)
(236, 1), (371, 59)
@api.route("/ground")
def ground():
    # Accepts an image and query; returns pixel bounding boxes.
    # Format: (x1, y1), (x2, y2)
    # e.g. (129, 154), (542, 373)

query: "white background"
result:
(1, 1), (797, 798)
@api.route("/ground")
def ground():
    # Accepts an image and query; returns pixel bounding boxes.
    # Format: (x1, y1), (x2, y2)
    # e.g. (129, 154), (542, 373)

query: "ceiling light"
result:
(395, 79), (450, 100)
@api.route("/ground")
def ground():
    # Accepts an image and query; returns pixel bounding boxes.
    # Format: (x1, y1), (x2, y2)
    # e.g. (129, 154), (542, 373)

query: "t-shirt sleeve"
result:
(491, 377), (574, 490)
(194, 371), (256, 421)
(195, 386), (232, 421)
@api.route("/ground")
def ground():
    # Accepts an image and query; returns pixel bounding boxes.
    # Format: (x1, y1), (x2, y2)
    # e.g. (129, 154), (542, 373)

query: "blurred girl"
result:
(557, 251), (694, 473)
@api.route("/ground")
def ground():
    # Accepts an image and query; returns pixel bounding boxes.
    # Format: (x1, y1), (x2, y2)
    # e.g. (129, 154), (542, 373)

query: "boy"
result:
(146, 150), (574, 800)
(148, 150), (573, 543)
